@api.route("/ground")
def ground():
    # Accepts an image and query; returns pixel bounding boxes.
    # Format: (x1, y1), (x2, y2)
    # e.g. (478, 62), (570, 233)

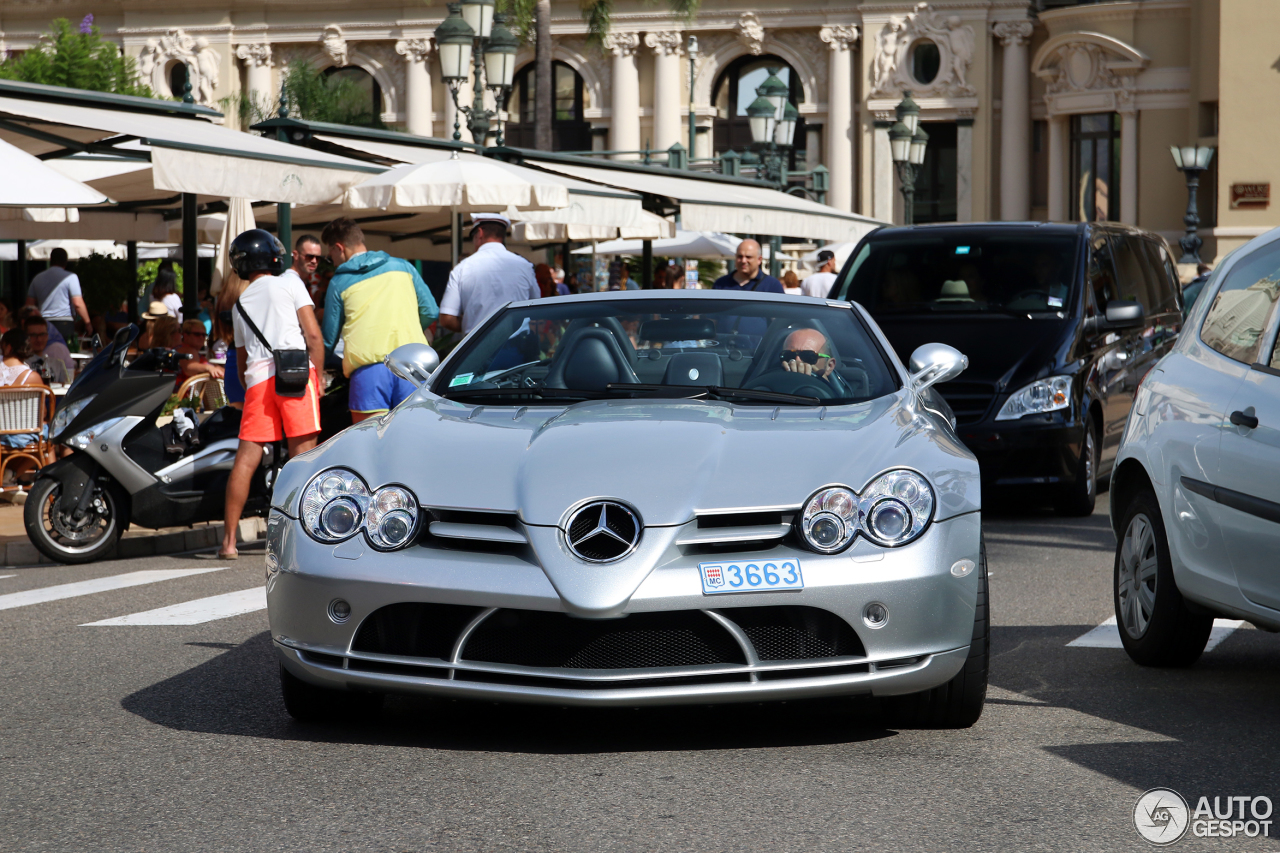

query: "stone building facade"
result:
(0, 0), (1269, 259)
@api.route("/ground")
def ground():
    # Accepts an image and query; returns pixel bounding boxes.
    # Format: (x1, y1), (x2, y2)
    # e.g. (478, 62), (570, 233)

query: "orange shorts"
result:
(240, 368), (322, 442)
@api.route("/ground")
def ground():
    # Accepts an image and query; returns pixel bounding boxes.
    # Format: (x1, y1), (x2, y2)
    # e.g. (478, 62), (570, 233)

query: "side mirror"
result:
(1105, 299), (1145, 329)
(908, 343), (968, 392)
(385, 343), (440, 388)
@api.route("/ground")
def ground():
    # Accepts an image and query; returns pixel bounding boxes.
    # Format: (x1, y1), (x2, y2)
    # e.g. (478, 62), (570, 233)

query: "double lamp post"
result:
(435, 0), (519, 145)
(744, 68), (800, 276)
(888, 91), (929, 226)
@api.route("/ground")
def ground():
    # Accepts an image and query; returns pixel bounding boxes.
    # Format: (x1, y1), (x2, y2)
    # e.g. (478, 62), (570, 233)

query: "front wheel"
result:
(24, 476), (126, 565)
(1055, 424), (1098, 517)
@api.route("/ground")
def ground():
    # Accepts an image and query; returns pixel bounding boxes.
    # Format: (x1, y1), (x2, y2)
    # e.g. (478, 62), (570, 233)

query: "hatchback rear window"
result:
(838, 234), (1079, 315)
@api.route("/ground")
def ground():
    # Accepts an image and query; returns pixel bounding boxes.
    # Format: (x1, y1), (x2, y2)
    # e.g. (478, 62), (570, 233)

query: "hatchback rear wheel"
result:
(1114, 489), (1212, 666)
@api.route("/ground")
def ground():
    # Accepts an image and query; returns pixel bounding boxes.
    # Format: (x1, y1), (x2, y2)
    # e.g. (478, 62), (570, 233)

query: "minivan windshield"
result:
(838, 234), (1079, 315)
(433, 297), (899, 406)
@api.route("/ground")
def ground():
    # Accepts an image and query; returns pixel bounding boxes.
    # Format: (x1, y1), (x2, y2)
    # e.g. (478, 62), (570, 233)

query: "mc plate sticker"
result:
(698, 560), (804, 594)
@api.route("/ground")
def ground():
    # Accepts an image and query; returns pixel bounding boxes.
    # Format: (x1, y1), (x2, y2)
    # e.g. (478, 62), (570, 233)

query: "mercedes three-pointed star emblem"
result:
(564, 501), (641, 563)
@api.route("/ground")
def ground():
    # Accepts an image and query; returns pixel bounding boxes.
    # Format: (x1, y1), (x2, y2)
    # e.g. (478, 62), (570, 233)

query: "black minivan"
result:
(830, 222), (1182, 515)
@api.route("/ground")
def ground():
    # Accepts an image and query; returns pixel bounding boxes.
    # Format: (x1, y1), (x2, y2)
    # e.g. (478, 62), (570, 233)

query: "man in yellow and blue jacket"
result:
(320, 217), (439, 421)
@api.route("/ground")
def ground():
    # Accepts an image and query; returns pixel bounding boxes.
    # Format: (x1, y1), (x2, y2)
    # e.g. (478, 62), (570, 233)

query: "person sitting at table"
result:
(0, 329), (50, 482)
(23, 315), (72, 385)
(175, 318), (224, 390)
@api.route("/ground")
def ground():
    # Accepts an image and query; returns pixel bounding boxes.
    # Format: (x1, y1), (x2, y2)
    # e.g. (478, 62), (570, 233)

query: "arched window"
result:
(504, 61), (591, 151)
(323, 65), (382, 123)
(712, 55), (806, 166)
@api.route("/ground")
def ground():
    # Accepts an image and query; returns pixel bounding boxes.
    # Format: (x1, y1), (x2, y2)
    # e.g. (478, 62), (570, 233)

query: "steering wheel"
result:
(747, 370), (835, 400)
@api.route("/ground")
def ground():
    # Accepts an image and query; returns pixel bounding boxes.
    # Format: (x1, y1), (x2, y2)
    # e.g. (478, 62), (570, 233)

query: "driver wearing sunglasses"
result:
(780, 328), (838, 382)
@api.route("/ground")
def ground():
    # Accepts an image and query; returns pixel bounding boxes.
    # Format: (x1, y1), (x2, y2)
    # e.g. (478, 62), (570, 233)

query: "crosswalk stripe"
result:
(0, 568), (225, 612)
(1068, 616), (1246, 650)
(82, 586), (266, 626)
(0, 574), (15, 580)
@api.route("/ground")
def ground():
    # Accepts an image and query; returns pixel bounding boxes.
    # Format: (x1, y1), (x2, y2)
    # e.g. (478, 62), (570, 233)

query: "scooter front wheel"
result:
(24, 477), (126, 565)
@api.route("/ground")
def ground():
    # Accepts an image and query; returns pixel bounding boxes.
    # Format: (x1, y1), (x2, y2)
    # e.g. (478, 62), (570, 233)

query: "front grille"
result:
(936, 380), (997, 425)
(697, 511), (786, 529)
(351, 603), (485, 659)
(718, 606), (866, 660)
(462, 609), (747, 669)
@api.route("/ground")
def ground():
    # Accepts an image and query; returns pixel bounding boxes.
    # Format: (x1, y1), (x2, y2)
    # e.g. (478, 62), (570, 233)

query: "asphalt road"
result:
(2, 494), (1278, 852)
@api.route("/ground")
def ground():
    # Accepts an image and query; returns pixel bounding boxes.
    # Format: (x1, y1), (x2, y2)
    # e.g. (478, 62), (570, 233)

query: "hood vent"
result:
(425, 509), (528, 548)
(676, 510), (794, 548)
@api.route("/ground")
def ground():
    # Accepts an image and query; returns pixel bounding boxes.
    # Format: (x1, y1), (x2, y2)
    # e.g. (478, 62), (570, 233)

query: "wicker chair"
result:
(175, 374), (226, 412)
(0, 385), (55, 489)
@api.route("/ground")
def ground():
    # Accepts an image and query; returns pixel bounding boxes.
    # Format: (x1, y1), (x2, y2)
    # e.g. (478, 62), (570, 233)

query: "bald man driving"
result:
(780, 328), (838, 382)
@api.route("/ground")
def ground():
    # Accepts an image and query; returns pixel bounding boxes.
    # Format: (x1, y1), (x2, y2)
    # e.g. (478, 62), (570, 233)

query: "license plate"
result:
(698, 560), (804, 595)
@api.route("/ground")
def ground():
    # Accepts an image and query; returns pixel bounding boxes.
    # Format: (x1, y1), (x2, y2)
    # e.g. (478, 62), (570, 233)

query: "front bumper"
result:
(958, 417), (1085, 489)
(266, 509), (982, 706)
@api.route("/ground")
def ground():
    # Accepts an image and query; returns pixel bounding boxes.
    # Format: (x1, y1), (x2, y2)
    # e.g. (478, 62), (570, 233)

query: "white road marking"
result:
(83, 587), (266, 626)
(1068, 616), (1246, 650)
(0, 574), (15, 580)
(0, 568), (224, 612)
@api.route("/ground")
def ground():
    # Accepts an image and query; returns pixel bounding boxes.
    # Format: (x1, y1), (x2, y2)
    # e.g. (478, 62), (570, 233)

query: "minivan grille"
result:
(936, 380), (997, 425)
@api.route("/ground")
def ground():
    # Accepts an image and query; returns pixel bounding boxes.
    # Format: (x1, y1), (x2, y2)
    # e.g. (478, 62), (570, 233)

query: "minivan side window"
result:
(1200, 239), (1280, 364)
(1088, 234), (1117, 313)
(832, 243), (871, 301)
(1109, 234), (1151, 315)
(1139, 239), (1180, 315)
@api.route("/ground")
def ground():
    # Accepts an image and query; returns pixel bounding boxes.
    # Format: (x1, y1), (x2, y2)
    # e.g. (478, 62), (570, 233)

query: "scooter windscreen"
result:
(66, 324), (139, 396)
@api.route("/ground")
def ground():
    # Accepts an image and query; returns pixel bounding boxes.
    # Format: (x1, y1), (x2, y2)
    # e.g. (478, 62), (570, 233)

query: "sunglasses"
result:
(301, 253), (322, 262)
(781, 349), (831, 364)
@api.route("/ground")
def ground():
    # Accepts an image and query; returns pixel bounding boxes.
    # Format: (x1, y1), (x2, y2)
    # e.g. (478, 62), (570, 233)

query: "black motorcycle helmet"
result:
(229, 229), (287, 278)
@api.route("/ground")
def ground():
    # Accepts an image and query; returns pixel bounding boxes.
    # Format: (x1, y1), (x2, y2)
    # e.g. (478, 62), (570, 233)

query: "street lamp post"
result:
(436, 1), (518, 146)
(1170, 144), (1216, 264)
(889, 91), (928, 226)
(746, 68), (799, 276)
(687, 35), (698, 164)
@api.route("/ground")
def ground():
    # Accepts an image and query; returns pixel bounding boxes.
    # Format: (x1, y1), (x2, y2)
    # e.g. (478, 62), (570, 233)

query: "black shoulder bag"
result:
(236, 299), (311, 398)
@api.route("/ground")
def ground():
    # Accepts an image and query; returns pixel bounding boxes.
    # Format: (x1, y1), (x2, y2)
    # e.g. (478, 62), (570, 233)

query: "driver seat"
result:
(544, 328), (640, 391)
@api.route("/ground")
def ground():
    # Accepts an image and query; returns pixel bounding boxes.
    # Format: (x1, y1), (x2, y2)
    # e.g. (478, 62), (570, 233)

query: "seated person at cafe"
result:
(175, 319), (225, 389)
(0, 329), (49, 480)
(23, 315), (72, 384)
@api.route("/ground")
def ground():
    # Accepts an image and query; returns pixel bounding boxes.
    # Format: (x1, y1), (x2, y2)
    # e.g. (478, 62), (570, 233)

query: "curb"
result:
(2, 517), (268, 568)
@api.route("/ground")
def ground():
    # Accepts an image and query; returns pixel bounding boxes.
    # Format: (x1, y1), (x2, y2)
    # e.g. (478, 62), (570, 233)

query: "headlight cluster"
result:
(798, 469), (934, 553)
(301, 468), (419, 551)
(52, 394), (96, 438)
(996, 375), (1072, 421)
(63, 417), (125, 451)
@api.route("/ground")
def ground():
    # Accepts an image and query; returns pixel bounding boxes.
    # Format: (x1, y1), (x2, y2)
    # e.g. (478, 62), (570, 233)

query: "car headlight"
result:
(52, 394), (96, 438)
(859, 470), (934, 546)
(63, 417), (125, 451)
(798, 470), (935, 553)
(995, 375), (1072, 421)
(301, 468), (419, 550)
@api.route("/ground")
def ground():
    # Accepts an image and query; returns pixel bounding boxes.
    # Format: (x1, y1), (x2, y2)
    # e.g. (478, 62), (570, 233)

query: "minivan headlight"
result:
(301, 468), (419, 550)
(996, 375), (1072, 420)
(52, 394), (96, 438)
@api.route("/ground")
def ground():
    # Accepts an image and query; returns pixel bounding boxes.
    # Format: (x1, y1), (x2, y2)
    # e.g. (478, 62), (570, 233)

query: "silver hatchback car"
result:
(266, 291), (987, 726)
(1111, 227), (1280, 665)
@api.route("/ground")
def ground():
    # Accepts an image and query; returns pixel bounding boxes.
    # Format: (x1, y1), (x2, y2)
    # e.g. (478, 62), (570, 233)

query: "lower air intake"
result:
(718, 606), (866, 660)
(351, 603), (485, 660)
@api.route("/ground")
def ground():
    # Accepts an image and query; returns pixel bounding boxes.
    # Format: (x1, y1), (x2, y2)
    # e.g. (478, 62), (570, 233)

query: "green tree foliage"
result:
(136, 259), (183, 297)
(0, 17), (153, 96)
(223, 61), (383, 129)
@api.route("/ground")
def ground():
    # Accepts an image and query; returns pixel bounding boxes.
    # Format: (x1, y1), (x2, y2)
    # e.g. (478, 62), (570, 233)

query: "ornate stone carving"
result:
(770, 30), (825, 101)
(138, 29), (221, 105)
(602, 31), (640, 58)
(235, 43), (273, 68)
(992, 20), (1033, 48)
(322, 24), (349, 67)
(395, 38), (432, 64)
(735, 13), (766, 56)
(868, 2), (976, 99)
(819, 24), (859, 52)
(644, 31), (683, 57)
(1040, 41), (1139, 112)
(359, 42), (404, 104)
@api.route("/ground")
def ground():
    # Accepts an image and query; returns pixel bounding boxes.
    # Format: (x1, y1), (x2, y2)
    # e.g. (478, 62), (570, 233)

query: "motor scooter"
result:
(24, 325), (282, 564)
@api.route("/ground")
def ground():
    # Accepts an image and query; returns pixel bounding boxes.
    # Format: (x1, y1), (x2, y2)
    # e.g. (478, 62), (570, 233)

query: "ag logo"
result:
(1135, 788), (1190, 845)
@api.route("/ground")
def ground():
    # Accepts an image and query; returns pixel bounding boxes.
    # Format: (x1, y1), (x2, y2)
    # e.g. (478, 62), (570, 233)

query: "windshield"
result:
(838, 234), (1079, 315)
(433, 297), (900, 406)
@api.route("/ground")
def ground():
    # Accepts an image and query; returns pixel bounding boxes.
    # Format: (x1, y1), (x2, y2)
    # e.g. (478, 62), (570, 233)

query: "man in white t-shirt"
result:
(218, 229), (325, 560)
(802, 249), (840, 299)
(26, 247), (91, 344)
(439, 213), (539, 335)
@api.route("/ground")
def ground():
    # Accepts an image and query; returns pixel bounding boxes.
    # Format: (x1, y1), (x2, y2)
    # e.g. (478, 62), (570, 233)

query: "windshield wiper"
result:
(603, 383), (820, 406)
(441, 387), (598, 401)
(603, 383), (710, 398)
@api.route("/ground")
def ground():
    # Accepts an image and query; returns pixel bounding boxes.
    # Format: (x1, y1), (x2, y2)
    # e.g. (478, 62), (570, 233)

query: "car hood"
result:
(278, 393), (978, 527)
(872, 314), (1069, 387)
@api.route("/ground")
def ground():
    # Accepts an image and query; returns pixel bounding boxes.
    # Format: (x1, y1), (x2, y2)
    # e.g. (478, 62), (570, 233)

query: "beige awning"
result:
(527, 159), (886, 243)
(0, 210), (168, 241)
(0, 96), (382, 204)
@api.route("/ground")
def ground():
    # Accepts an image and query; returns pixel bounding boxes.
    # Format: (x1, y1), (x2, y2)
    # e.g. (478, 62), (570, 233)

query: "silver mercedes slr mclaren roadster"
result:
(266, 290), (987, 727)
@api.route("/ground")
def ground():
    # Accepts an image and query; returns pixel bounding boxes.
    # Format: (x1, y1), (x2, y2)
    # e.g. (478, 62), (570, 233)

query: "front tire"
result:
(1114, 489), (1212, 666)
(1055, 423), (1098, 517)
(24, 476), (125, 565)
(882, 537), (989, 728)
(280, 665), (383, 723)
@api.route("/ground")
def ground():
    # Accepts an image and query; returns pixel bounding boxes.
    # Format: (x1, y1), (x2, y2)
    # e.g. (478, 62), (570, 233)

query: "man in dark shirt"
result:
(712, 239), (784, 341)
(712, 239), (785, 294)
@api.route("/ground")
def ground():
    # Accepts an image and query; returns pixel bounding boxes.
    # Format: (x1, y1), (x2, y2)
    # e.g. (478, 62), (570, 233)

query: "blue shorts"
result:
(348, 362), (416, 414)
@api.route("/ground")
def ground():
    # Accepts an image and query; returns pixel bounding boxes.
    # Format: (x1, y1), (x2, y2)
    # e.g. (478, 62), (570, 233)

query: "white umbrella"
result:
(166, 213), (232, 244)
(26, 239), (124, 260)
(136, 243), (218, 260)
(574, 230), (793, 260)
(0, 137), (111, 212)
(514, 210), (675, 244)
(343, 151), (569, 214)
(212, 199), (257, 293)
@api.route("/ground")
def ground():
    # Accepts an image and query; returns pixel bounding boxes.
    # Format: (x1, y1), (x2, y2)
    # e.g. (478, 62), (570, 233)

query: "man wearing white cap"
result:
(439, 213), (539, 335)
